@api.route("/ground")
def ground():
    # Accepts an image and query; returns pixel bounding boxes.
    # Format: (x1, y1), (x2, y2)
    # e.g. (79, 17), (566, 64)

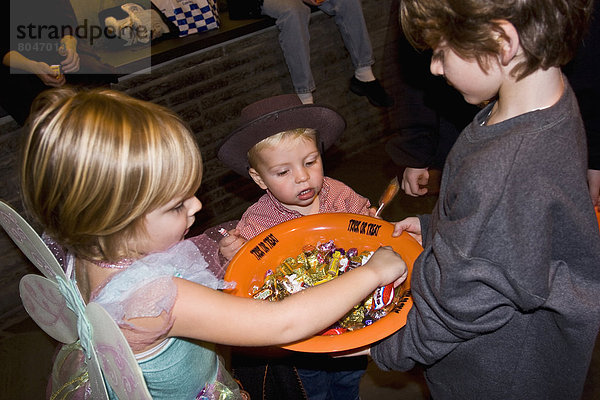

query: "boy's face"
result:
(430, 43), (502, 105)
(249, 136), (324, 215)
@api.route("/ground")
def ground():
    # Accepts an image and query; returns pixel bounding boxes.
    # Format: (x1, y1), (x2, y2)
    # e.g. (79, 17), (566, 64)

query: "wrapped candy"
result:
(249, 240), (404, 335)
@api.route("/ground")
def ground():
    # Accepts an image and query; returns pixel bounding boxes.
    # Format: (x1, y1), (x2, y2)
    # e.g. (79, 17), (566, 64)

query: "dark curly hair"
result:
(400, 0), (594, 80)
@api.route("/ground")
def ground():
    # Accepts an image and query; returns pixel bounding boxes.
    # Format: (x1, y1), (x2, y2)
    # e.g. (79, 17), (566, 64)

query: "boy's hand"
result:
(364, 246), (408, 288)
(588, 169), (600, 206)
(368, 207), (379, 218)
(303, 0), (326, 5)
(219, 228), (246, 261)
(392, 217), (422, 245)
(332, 345), (371, 358)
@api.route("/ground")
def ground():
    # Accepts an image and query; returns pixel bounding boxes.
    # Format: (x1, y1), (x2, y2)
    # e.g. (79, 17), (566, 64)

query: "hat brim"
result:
(218, 104), (346, 177)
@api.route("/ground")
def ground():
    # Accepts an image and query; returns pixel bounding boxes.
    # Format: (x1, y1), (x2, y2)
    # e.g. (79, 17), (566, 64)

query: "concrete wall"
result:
(0, 0), (405, 322)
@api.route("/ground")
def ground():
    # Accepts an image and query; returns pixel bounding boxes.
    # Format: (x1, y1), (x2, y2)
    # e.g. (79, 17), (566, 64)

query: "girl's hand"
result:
(392, 217), (422, 245)
(219, 228), (246, 260)
(363, 246), (408, 288)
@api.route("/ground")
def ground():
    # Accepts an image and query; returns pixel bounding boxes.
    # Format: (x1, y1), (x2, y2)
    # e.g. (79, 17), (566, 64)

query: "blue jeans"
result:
(261, 0), (374, 94)
(296, 356), (367, 400)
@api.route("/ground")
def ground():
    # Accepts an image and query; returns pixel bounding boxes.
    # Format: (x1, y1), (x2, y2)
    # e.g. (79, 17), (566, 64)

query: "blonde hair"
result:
(21, 88), (203, 262)
(247, 128), (318, 169)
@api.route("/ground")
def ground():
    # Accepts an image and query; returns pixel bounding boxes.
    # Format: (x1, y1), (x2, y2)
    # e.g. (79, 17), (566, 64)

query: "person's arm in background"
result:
(385, 32), (477, 196)
(401, 167), (430, 196)
(2, 50), (65, 87)
(2, 0), (82, 87)
(564, 1), (600, 206)
(59, 35), (80, 74)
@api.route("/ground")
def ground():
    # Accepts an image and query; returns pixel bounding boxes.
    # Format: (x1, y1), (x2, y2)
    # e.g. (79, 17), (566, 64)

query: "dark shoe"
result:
(350, 76), (394, 107)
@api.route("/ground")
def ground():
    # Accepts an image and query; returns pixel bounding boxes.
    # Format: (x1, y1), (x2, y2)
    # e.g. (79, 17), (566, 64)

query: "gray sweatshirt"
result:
(371, 80), (600, 400)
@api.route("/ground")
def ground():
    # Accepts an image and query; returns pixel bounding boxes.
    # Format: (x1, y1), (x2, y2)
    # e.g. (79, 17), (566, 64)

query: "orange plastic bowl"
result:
(223, 213), (423, 353)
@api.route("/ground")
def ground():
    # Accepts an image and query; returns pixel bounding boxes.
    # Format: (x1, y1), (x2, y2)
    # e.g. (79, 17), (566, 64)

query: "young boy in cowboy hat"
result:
(218, 94), (376, 400)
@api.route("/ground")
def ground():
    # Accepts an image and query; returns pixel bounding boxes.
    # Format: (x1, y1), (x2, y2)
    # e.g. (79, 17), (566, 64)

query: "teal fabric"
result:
(140, 338), (218, 398)
(105, 337), (218, 399)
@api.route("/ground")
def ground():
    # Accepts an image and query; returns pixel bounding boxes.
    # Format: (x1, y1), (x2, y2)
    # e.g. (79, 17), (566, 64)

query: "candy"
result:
(322, 327), (348, 336)
(340, 306), (366, 330)
(50, 64), (62, 80)
(250, 239), (402, 335)
(346, 248), (358, 258)
(252, 287), (272, 300)
(296, 252), (310, 269)
(281, 274), (304, 294)
(317, 240), (336, 253)
(371, 284), (395, 311)
(280, 257), (296, 275)
(325, 250), (342, 276)
(302, 244), (315, 253)
(338, 257), (350, 273)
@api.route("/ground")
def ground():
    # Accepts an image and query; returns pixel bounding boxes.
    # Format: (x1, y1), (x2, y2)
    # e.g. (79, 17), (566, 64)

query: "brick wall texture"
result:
(0, 0), (406, 321)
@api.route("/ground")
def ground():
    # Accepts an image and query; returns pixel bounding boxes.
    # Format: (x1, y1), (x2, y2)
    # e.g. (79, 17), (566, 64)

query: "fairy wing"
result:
(0, 201), (65, 281)
(2, 200), (75, 343)
(19, 277), (152, 400)
(2, 200), (148, 399)
(19, 273), (110, 399)
(87, 303), (152, 399)
(19, 274), (78, 343)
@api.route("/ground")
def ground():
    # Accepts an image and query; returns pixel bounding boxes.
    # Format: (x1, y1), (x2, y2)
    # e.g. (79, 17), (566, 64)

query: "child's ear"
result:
(496, 20), (520, 66)
(248, 167), (268, 190)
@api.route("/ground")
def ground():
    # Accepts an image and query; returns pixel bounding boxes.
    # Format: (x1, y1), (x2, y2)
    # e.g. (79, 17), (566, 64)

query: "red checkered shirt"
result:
(236, 177), (372, 240)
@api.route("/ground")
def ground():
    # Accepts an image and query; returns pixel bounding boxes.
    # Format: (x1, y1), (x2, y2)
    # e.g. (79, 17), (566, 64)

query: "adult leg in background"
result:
(261, 0), (315, 96)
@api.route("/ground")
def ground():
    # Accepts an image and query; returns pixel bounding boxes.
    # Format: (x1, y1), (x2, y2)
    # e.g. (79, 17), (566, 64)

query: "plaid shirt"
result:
(236, 176), (372, 240)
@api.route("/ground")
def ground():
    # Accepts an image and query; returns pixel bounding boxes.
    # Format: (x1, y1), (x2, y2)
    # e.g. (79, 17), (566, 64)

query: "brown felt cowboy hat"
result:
(218, 94), (346, 177)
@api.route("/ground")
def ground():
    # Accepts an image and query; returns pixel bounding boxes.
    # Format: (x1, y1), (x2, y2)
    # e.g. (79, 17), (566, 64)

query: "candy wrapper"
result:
(375, 177), (400, 217)
(50, 65), (62, 80)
